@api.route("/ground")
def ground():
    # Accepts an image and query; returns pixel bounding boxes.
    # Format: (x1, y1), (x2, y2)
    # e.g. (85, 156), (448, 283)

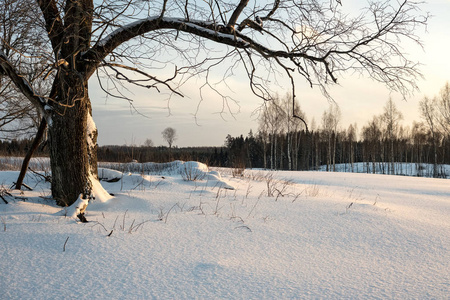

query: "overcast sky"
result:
(90, 1), (450, 147)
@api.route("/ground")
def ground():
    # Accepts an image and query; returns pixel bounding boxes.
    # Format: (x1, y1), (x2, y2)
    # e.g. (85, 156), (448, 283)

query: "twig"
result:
(122, 209), (128, 230)
(247, 198), (260, 218)
(28, 167), (51, 182)
(63, 236), (69, 252)
(164, 204), (178, 223)
(112, 215), (119, 229)
(128, 219), (135, 233)
(1, 216), (6, 231)
(91, 221), (108, 232)
(234, 225), (252, 232)
(129, 219), (152, 232)
(0, 194), (8, 204)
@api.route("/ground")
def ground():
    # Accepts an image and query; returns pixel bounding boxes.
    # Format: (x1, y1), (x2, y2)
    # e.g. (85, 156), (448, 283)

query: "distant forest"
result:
(1, 124), (449, 178)
(2, 87), (450, 178)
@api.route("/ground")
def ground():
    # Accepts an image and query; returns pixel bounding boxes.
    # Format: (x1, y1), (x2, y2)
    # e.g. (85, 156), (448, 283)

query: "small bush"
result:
(231, 161), (245, 178)
(180, 162), (206, 181)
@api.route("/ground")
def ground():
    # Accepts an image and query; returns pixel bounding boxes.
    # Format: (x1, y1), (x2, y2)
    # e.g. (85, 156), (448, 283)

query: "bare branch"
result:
(260, 0), (280, 21)
(0, 50), (46, 114)
(36, 0), (64, 58)
(100, 61), (184, 97)
(227, 0), (250, 30)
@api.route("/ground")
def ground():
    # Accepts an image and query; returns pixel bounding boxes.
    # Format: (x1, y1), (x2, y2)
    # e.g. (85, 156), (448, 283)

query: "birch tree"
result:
(321, 103), (341, 171)
(0, 0), (428, 208)
(435, 82), (450, 135)
(381, 98), (403, 174)
(279, 94), (306, 170)
(362, 116), (382, 173)
(258, 96), (283, 170)
(346, 123), (357, 172)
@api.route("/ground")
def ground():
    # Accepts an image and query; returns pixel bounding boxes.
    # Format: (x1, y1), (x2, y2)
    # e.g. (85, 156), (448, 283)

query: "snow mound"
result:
(98, 161), (234, 190)
(98, 168), (124, 181)
(176, 161), (234, 189)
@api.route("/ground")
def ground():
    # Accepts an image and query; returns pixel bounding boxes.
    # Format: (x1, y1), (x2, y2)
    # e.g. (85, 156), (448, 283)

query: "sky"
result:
(90, 1), (450, 147)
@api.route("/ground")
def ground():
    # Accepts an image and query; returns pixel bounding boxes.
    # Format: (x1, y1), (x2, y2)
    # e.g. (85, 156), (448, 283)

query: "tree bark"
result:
(47, 76), (98, 206)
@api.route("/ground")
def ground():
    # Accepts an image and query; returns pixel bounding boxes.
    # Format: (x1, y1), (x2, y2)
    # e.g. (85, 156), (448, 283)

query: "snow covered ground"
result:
(0, 161), (449, 299)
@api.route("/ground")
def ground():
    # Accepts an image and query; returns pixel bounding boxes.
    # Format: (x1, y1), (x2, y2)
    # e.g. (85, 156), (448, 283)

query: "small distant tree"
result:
(162, 127), (177, 149)
(321, 104), (341, 171)
(347, 123), (357, 172)
(143, 138), (154, 148)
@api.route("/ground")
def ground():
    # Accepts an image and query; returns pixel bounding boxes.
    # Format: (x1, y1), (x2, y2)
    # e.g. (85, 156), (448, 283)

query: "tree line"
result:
(225, 87), (450, 178)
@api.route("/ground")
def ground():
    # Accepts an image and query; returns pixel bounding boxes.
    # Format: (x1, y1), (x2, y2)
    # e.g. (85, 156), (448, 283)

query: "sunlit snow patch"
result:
(98, 161), (234, 190)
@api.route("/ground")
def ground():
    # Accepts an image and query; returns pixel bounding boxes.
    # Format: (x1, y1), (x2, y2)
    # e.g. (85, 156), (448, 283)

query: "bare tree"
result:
(162, 127), (177, 149)
(347, 123), (357, 172)
(419, 97), (439, 176)
(411, 121), (426, 168)
(143, 138), (154, 148)
(381, 98), (403, 174)
(0, 0), (52, 191)
(0, 0), (45, 138)
(258, 96), (283, 170)
(0, 0), (428, 207)
(435, 82), (450, 135)
(419, 83), (450, 177)
(279, 94), (306, 170)
(321, 103), (341, 171)
(362, 116), (383, 173)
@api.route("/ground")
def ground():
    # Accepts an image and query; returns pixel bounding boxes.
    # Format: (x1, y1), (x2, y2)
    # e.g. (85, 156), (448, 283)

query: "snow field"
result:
(0, 162), (449, 299)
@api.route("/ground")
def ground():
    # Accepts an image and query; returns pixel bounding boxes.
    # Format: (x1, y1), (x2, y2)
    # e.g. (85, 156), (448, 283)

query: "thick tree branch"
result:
(84, 17), (251, 77)
(227, 0), (250, 30)
(261, 0), (280, 21)
(36, 0), (64, 58)
(83, 17), (328, 80)
(0, 50), (46, 114)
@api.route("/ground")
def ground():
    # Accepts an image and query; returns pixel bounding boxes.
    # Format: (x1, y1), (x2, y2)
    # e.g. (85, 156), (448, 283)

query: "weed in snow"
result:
(1, 216), (5, 231)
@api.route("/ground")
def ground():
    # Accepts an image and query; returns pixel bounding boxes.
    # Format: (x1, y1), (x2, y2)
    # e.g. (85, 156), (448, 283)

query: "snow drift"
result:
(0, 162), (448, 299)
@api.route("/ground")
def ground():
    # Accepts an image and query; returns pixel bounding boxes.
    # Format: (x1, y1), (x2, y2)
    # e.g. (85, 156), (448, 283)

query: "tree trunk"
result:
(432, 134), (438, 177)
(332, 132), (337, 172)
(15, 117), (47, 190)
(47, 77), (98, 207)
(287, 132), (292, 170)
(263, 139), (267, 169)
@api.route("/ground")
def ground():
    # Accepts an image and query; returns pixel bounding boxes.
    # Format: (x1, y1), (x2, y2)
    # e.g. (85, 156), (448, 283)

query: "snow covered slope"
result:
(0, 165), (449, 299)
